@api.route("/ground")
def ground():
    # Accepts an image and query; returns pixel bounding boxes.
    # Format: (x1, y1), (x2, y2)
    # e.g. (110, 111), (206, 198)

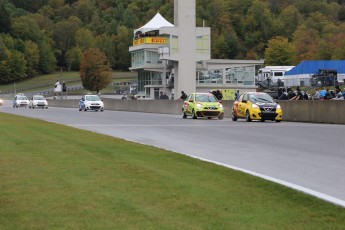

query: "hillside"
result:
(1, 0), (345, 84)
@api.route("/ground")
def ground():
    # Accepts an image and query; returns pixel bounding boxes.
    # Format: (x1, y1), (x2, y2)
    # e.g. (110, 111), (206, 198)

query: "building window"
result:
(196, 35), (210, 54)
(225, 66), (254, 85)
(131, 50), (145, 67)
(172, 36), (178, 54)
(196, 69), (222, 84)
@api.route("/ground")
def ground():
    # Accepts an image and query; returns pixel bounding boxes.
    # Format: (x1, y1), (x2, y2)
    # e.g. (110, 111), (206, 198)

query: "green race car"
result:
(182, 93), (224, 119)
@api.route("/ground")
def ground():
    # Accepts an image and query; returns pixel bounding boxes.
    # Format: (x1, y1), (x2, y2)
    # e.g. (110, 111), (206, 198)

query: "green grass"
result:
(0, 112), (344, 229)
(0, 71), (136, 95)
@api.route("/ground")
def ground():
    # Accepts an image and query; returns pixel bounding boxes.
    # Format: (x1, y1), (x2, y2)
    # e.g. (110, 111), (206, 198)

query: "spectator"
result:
(216, 90), (223, 100)
(287, 87), (296, 100)
(290, 87), (303, 100)
(159, 91), (164, 99)
(54, 80), (61, 99)
(161, 92), (169, 99)
(331, 89), (344, 100)
(235, 90), (240, 100)
(323, 89), (333, 100)
(313, 89), (321, 100)
(180, 91), (187, 100)
(62, 81), (66, 92)
(278, 88), (288, 100)
(303, 91), (309, 100)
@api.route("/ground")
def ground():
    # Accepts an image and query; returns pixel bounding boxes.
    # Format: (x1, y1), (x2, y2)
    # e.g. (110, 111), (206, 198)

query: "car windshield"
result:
(17, 96), (28, 100)
(249, 93), (274, 103)
(85, 95), (101, 101)
(33, 96), (45, 100)
(195, 94), (217, 102)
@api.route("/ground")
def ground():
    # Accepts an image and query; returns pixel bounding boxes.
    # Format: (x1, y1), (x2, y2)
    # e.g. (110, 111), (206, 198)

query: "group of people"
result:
(313, 86), (345, 100)
(278, 87), (309, 100)
(278, 86), (345, 100)
(159, 91), (169, 99)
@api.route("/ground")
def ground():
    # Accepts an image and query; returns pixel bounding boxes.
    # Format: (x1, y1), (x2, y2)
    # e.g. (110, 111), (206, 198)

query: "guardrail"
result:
(47, 99), (345, 125)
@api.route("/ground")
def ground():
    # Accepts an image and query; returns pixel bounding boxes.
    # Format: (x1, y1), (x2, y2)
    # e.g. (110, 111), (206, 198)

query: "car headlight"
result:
(196, 103), (203, 108)
(277, 104), (281, 109)
(251, 103), (259, 108)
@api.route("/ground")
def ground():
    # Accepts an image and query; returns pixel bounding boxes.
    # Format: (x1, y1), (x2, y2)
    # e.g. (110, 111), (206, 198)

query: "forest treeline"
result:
(1, 0), (345, 84)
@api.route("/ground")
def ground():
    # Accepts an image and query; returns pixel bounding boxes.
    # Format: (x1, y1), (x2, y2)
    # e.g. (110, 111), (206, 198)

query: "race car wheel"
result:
(192, 109), (197, 119)
(275, 120), (281, 123)
(84, 108), (87, 111)
(231, 110), (237, 121)
(245, 110), (252, 122)
(182, 110), (187, 119)
(260, 119), (265, 122)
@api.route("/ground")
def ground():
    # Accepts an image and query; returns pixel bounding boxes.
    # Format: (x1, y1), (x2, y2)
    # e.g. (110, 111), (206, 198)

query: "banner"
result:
(133, 37), (167, 46)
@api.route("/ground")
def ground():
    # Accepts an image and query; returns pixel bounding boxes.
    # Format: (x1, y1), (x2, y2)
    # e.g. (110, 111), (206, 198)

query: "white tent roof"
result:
(134, 13), (174, 34)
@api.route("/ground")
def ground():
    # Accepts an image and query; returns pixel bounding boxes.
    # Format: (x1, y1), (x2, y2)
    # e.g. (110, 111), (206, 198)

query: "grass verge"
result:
(0, 112), (344, 229)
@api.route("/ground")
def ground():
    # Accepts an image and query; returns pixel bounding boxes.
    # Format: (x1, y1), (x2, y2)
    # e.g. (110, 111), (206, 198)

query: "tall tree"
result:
(80, 48), (112, 94)
(65, 46), (82, 71)
(39, 40), (56, 74)
(265, 36), (295, 66)
(24, 40), (40, 77)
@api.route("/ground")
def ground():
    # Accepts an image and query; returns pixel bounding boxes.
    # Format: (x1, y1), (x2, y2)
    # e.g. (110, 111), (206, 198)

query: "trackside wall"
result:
(47, 99), (345, 124)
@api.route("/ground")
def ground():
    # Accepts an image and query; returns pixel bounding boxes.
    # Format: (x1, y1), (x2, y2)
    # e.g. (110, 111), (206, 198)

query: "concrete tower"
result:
(173, 0), (196, 98)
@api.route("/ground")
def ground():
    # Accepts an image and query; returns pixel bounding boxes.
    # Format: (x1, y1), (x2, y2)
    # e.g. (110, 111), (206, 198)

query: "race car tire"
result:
(231, 110), (238, 121)
(245, 110), (252, 122)
(275, 120), (281, 123)
(192, 109), (197, 119)
(182, 110), (187, 119)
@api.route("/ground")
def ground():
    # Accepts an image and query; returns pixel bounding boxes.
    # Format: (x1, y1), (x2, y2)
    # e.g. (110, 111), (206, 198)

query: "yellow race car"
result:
(232, 92), (282, 122)
(182, 93), (224, 119)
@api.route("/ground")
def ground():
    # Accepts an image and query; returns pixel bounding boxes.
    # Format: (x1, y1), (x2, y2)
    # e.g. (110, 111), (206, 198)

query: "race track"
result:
(1, 100), (345, 207)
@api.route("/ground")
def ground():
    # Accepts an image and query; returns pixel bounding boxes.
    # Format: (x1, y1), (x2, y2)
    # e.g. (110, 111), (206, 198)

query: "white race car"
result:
(79, 95), (104, 112)
(13, 94), (29, 108)
(29, 95), (48, 109)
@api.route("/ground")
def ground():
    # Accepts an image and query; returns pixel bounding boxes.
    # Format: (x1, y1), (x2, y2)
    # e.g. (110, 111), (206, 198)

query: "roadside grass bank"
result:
(0, 113), (344, 229)
(0, 71), (136, 96)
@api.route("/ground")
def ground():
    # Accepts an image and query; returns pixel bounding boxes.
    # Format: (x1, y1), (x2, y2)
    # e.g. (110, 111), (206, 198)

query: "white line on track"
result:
(187, 155), (345, 208)
(74, 124), (233, 127)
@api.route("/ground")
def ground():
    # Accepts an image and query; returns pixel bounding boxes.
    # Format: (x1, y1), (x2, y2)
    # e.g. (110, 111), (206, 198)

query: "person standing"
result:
(234, 90), (240, 100)
(62, 81), (67, 99)
(180, 91), (187, 100)
(54, 80), (62, 99)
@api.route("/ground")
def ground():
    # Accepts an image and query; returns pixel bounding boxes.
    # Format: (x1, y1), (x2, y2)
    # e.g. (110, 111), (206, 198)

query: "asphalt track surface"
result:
(1, 101), (345, 207)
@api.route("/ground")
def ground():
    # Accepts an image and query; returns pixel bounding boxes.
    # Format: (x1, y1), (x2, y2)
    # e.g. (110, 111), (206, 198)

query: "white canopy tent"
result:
(134, 13), (174, 35)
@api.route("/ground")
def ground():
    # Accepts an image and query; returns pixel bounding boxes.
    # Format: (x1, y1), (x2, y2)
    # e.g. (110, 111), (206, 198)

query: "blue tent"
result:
(285, 60), (345, 75)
